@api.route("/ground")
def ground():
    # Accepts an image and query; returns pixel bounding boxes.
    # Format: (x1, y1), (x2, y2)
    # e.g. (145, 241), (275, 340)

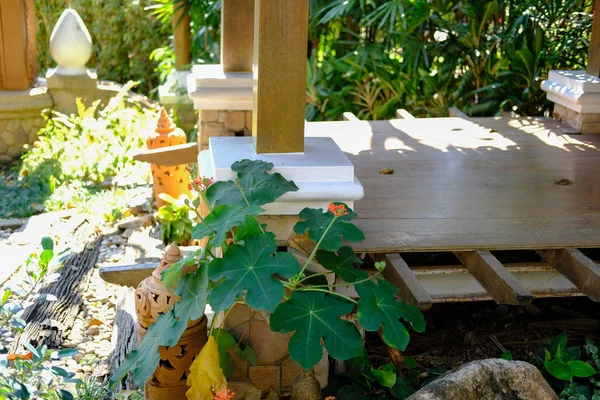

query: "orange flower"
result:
(328, 203), (349, 217)
(213, 388), (235, 400)
(189, 176), (215, 192)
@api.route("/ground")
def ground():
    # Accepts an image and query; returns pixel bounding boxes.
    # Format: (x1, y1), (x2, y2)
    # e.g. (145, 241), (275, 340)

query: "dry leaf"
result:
(88, 318), (104, 326)
(554, 178), (573, 186)
(186, 336), (227, 400)
(7, 352), (33, 361)
(379, 168), (394, 175)
(244, 387), (262, 400)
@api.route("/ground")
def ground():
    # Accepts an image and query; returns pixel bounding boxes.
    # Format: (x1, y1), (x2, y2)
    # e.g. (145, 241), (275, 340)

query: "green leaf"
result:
(41, 237), (54, 251)
(39, 249), (54, 266)
(371, 366), (397, 388)
(545, 358), (573, 382)
(51, 348), (78, 359)
(58, 389), (74, 400)
(51, 366), (69, 377)
(294, 206), (365, 252)
(237, 346), (257, 366)
(549, 332), (568, 359)
(235, 215), (264, 242)
(270, 291), (364, 370)
(568, 360), (597, 378)
(111, 267), (209, 387)
(315, 246), (367, 283)
(161, 249), (203, 289)
(209, 233), (300, 313)
(206, 160), (299, 209)
(390, 378), (415, 399)
(211, 328), (237, 378)
(501, 351), (513, 361)
(356, 279), (425, 351)
(192, 204), (263, 246)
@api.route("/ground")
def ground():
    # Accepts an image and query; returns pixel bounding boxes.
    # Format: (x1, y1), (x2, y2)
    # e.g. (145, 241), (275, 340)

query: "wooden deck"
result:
(306, 117), (600, 253)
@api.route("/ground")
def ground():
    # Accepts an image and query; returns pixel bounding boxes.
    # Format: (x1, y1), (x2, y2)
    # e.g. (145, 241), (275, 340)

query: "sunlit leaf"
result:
(293, 206), (365, 252)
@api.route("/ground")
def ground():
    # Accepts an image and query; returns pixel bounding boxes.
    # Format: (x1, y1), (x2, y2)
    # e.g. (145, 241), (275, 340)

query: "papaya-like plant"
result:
(110, 159), (425, 396)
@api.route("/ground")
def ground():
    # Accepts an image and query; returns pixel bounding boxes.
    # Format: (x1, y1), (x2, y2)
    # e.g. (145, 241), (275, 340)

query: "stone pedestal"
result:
(46, 69), (99, 115)
(187, 65), (253, 150)
(222, 305), (328, 398)
(0, 86), (53, 162)
(541, 70), (600, 134)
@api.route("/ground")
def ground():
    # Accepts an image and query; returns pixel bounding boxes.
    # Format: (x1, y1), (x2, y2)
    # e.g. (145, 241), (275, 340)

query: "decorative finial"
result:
(49, 9), (92, 76)
(155, 107), (176, 135)
(152, 242), (182, 280)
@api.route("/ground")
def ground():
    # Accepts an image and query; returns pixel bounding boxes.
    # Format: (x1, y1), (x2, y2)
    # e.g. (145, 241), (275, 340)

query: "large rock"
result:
(408, 359), (557, 400)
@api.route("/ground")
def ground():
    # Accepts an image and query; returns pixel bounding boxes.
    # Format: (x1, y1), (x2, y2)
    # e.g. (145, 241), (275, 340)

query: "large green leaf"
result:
(270, 291), (364, 370)
(315, 246), (367, 283)
(206, 160), (298, 208)
(110, 267), (209, 387)
(568, 360), (596, 378)
(192, 204), (263, 246)
(208, 233), (300, 313)
(293, 206), (365, 252)
(355, 279), (425, 351)
(545, 358), (573, 382)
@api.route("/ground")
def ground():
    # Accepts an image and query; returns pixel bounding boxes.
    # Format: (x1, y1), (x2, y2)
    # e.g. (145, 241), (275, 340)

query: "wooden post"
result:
(221, 0), (255, 72)
(587, 0), (600, 77)
(173, 1), (191, 70)
(0, 0), (37, 90)
(252, 0), (309, 154)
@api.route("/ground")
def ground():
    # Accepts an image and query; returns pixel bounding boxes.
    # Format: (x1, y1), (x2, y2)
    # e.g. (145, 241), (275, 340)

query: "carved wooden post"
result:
(252, 0), (309, 153)
(222, 0), (255, 72)
(0, 0), (37, 90)
(173, 1), (191, 70)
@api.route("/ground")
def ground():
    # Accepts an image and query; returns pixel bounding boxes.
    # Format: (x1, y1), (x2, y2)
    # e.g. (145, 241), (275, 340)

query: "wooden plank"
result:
(133, 142), (198, 166)
(222, 0), (254, 72)
(449, 107), (469, 119)
(538, 248), (600, 301)
(376, 254), (432, 310)
(0, 0), (30, 90)
(454, 251), (532, 304)
(173, 2), (191, 69)
(303, 117), (600, 252)
(252, 0), (309, 153)
(588, 0), (600, 77)
(99, 263), (155, 287)
(343, 112), (359, 121)
(396, 109), (415, 119)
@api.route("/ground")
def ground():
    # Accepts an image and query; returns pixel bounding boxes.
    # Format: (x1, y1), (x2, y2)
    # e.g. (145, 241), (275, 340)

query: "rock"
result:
(407, 359), (558, 400)
(86, 325), (100, 336)
(117, 214), (154, 230)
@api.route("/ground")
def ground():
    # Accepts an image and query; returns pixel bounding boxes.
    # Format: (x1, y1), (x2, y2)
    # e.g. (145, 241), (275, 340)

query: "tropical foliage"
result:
(110, 160), (425, 398)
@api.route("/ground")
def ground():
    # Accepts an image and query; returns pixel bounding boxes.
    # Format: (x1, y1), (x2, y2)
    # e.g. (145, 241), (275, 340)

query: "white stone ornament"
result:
(49, 9), (93, 76)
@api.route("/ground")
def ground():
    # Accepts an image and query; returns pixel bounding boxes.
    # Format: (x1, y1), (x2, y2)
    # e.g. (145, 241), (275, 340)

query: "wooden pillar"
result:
(252, 0), (309, 154)
(0, 0), (37, 90)
(587, 0), (600, 77)
(173, 1), (191, 70)
(221, 0), (255, 72)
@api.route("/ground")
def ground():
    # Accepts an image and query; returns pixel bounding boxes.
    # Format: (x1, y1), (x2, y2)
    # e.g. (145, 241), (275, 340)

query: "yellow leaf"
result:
(186, 336), (227, 400)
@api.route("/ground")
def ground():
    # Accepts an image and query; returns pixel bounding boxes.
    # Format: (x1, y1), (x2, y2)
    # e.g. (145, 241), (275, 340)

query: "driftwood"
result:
(109, 286), (139, 392)
(13, 229), (101, 351)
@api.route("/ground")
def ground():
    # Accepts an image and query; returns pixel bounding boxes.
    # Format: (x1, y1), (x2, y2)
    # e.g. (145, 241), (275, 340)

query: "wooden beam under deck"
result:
(454, 251), (532, 305)
(376, 254), (433, 310)
(538, 248), (600, 301)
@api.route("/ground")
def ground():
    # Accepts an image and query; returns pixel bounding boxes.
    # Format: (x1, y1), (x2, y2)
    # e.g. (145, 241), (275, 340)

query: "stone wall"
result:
(223, 304), (328, 399)
(0, 87), (53, 163)
(553, 103), (600, 134)
(198, 110), (252, 150)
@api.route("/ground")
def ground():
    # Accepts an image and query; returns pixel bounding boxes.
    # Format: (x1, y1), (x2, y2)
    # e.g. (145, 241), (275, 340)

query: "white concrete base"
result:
(187, 64), (252, 111)
(541, 70), (600, 113)
(198, 137), (364, 215)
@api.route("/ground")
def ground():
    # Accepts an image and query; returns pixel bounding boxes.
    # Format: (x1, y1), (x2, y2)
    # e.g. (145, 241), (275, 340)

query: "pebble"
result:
(86, 326), (100, 336)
